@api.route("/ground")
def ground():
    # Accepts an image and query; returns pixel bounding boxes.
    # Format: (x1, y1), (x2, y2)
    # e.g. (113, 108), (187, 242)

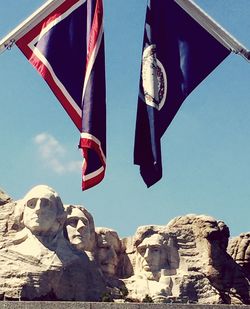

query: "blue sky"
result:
(0, 0), (250, 238)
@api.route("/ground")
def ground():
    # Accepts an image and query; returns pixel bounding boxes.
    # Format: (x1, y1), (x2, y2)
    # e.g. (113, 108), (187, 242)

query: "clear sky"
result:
(0, 0), (250, 238)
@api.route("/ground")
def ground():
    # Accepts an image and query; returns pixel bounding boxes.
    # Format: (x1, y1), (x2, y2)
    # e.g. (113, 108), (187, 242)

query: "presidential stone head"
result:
(21, 184), (65, 236)
(95, 227), (121, 278)
(133, 225), (175, 280)
(64, 205), (96, 252)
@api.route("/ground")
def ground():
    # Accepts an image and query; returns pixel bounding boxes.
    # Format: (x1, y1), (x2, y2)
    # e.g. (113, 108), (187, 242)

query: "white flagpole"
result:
(1, 0), (250, 61)
(0, 0), (65, 54)
(175, 0), (250, 61)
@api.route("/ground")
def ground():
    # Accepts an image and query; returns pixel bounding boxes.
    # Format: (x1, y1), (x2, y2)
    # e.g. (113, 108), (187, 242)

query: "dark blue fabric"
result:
(81, 0), (106, 174)
(82, 36), (106, 173)
(36, 4), (87, 108)
(36, 1), (106, 177)
(134, 0), (230, 187)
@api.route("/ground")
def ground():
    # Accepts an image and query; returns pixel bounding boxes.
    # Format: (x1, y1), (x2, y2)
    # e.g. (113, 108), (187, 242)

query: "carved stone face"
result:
(96, 230), (120, 277)
(23, 187), (59, 235)
(65, 207), (91, 250)
(136, 234), (166, 277)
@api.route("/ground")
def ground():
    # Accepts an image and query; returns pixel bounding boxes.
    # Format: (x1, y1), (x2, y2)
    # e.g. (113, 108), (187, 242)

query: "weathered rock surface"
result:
(0, 185), (106, 301)
(0, 185), (249, 304)
(121, 215), (250, 304)
(0, 188), (12, 206)
(165, 215), (249, 305)
(228, 233), (250, 280)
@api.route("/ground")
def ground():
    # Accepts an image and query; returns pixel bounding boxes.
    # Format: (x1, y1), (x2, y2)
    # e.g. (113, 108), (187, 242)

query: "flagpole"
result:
(175, 0), (250, 61)
(0, 0), (65, 54)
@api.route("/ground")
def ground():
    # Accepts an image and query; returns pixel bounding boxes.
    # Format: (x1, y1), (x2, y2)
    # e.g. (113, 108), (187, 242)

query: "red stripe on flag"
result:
(86, 0), (103, 67)
(32, 57), (82, 130)
(16, 0), (83, 131)
(80, 136), (106, 190)
(82, 167), (105, 190)
(17, 0), (81, 47)
(79, 0), (106, 190)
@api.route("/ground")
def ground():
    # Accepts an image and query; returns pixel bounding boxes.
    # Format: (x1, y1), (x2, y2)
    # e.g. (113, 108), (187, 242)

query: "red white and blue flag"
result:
(16, 0), (106, 190)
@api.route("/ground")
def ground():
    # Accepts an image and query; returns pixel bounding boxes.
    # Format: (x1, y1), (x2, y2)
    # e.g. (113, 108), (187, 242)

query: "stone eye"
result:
(27, 199), (36, 208)
(68, 219), (78, 227)
(138, 247), (146, 256)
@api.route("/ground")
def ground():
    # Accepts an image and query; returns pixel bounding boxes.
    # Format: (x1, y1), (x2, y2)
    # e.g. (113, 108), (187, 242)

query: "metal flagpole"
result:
(175, 0), (250, 61)
(0, 0), (65, 54)
(0, 0), (249, 61)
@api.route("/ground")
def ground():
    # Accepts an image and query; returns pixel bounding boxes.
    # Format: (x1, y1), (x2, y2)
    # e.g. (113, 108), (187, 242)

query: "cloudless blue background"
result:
(0, 0), (250, 238)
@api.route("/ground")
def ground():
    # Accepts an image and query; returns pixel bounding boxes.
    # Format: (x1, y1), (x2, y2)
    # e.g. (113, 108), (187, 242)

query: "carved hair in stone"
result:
(23, 185), (65, 235)
(0, 184), (250, 304)
(10, 185), (67, 253)
(95, 227), (121, 278)
(132, 225), (179, 280)
(0, 185), (105, 301)
(122, 225), (179, 302)
(64, 204), (96, 253)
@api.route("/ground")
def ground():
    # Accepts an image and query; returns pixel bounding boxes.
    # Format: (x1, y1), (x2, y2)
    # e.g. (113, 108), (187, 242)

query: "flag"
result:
(16, 0), (106, 190)
(134, 0), (231, 187)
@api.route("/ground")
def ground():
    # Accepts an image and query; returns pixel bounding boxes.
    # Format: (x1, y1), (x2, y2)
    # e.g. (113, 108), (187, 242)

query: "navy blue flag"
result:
(16, 0), (106, 190)
(134, 0), (231, 187)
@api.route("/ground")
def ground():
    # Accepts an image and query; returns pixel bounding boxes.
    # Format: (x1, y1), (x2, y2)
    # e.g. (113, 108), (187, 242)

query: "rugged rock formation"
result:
(0, 188), (12, 206)
(0, 185), (105, 301)
(228, 233), (250, 280)
(95, 227), (127, 300)
(121, 215), (250, 304)
(165, 215), (249, 305)
(0, 185), (249, 304)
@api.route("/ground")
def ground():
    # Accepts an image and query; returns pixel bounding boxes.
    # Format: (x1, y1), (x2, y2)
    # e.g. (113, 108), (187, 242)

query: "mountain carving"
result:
(0, 185), (249, 304)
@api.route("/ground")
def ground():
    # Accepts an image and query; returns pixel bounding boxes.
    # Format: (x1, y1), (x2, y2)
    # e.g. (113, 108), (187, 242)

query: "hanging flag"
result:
(134, 0), (231, 187)
(16, 0), (106, 190)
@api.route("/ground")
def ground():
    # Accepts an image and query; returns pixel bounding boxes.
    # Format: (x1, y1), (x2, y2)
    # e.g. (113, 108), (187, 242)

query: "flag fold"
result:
(16, 0), (106, 190)
(134, 0), (230, 187)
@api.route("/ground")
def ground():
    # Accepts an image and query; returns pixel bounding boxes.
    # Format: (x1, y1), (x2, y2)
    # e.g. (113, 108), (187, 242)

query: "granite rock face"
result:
(228, 233), (250, 280)
(0, 185), (249, 304)
(164, 215), (249, 305)
(121, 216), (249, 304)
(0, 188), (12, 206)
(0, 185), (106, 301)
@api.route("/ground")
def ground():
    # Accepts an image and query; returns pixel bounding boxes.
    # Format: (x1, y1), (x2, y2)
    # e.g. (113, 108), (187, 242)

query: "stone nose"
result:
(107, 247), (118, 262)
(144, 248), (153, 261)
(34, 199), (42, 213)
(76, 220), (85, 232)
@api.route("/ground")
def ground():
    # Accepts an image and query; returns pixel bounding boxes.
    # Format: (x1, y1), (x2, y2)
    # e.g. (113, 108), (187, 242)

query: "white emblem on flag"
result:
(142, 44), (167, 111)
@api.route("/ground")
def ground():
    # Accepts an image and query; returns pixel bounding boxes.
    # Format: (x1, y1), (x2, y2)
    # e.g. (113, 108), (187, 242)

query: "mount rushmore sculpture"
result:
(0, 185), (249, 304)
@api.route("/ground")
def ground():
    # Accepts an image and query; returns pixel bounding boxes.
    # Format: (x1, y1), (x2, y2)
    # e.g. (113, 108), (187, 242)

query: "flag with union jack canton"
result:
(16, 0), (106, 190)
